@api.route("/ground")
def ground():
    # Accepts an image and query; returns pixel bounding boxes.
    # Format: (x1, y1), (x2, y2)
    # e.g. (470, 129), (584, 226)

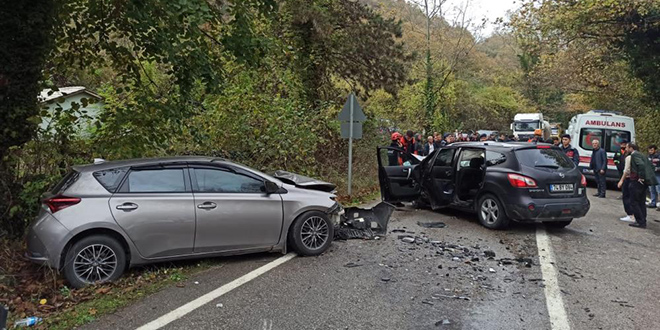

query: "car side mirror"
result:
(263, 181), (280, 194)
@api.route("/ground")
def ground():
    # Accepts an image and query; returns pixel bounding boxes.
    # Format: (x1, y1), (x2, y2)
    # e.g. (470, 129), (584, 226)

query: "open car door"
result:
(422, 147), (457, 209)
(377, 146), (421, 202)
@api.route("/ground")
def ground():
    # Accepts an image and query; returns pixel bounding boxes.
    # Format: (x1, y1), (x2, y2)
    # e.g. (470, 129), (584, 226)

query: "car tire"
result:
(477, 194), (510, 229)
(289, 211), (334, 256)
(63, 235), (127, 289)
(545, 220), (573, 229)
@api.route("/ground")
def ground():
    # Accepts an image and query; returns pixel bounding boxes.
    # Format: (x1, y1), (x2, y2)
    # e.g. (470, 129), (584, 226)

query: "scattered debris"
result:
(489, 268), (496, 273)
(484, 250), (496, 258)
(216, 303), (223, 308)
(381, 277), (391, 282)
(391, 229), (406, 233)
(417, 221), (446, 229)
(431, 293), (471, 301)
(422, 300), (435, 306)
(343, 262), (363, 268)
(14, 316), (42, 328)
(435, 319), (451, 326)
(194, 281), (200, 285)
(401, 237), (416, 244)
(335, 202), (395, 240)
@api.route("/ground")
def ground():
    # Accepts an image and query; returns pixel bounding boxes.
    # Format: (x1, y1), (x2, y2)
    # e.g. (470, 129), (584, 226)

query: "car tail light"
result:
(537, 145), (550, 149)
(43, 196), (81, 213)
(508, 173), (537, 188)
(580, 174), (587, 187)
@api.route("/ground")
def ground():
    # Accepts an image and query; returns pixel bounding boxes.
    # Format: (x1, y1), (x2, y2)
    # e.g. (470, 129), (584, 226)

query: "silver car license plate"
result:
(550, 184), (574, 192)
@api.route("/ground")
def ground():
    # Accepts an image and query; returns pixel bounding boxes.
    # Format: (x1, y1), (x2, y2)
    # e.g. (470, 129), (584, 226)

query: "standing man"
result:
(388, 132), (404, 166)
(559, 134), (579, 166)
(613, 140), (628, 200)
(403, 130), (416, 156)
(424, 136), (435, 156)
(627, 143), (659, 228)
(590, 139), (607, 198)
(617, 143), (634, 223)
(646, 145), (660, 208)
(551, 136), (560, 146)
(414, 133), (424, 156)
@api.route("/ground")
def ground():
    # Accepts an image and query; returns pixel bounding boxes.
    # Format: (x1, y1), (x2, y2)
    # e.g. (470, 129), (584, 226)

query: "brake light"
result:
(537, 145), (550, 149)
(580, 174), (587, 187)
(43, 196), (81, 213)
(508, 174), (537, 188)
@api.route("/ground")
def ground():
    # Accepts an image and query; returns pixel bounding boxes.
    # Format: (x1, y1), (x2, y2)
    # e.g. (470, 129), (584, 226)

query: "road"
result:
(81, 187), (660, 330)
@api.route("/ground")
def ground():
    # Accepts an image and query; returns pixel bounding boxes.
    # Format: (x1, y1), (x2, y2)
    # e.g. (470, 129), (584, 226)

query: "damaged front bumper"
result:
(335, 202), (396, 240)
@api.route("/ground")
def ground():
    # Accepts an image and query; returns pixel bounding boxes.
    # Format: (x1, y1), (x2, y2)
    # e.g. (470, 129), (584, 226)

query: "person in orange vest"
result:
(528, 129), (544, 143)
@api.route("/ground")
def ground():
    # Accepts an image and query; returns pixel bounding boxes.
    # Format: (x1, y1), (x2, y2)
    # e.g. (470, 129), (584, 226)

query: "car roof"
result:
(72, 156), (224, 172)
(448, 141), (554, 150)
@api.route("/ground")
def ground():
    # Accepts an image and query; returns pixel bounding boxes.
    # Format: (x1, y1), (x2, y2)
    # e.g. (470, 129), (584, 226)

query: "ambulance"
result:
(566, 110), (635, 181)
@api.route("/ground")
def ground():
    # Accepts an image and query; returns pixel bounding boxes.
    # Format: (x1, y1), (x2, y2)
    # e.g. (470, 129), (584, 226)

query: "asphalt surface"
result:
(80, 188), (660, 330)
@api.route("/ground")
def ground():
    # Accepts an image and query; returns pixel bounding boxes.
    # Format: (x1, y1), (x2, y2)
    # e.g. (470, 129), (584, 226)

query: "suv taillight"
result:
(580, 174), (587, 187)
(508, 174), (537, 188)
(43, 196), (81, 213)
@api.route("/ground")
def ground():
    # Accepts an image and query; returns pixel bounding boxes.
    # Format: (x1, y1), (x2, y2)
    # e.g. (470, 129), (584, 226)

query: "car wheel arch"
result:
(60, 228), (131, 270)
(474, 190), (512, 219)
(284, 206), (334, 247)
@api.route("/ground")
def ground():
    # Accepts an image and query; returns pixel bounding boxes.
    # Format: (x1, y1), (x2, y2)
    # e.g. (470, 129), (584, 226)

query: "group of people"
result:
(614, 142), (660, 229)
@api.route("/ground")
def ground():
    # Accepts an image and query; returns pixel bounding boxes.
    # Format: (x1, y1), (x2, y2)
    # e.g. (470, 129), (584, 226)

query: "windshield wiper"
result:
(535, 164), (560, 169)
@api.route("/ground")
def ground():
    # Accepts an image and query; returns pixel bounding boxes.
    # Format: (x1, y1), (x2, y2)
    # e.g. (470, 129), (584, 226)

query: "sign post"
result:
(337, 92), (366, 196)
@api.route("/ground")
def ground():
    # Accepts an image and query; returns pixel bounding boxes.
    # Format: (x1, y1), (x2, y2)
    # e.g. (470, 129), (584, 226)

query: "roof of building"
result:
(39, 86), (102, 103)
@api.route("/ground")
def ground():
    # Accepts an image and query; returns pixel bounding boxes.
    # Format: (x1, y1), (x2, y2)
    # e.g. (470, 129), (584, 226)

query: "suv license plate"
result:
(550, 184), (574, 192)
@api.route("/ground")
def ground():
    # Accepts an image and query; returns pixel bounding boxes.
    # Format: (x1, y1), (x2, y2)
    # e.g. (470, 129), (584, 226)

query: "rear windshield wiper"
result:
(535, 164), (560, 169)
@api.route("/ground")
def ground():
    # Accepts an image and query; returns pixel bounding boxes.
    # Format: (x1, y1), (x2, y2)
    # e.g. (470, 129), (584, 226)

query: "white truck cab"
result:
(511, 113), (550, 141)
(566, 110), (635, 181)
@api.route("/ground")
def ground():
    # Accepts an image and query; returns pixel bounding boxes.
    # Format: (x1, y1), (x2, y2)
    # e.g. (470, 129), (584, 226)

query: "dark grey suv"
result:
(378, 142), (591, 229)
(26, 157), (341, 288)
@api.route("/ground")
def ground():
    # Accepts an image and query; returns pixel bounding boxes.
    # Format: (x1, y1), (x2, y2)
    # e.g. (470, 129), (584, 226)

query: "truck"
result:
(511, 113), (551, 141)
(565, 110), (635, 182)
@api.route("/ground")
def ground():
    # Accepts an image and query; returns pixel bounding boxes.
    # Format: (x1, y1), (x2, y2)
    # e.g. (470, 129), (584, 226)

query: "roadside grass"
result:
(0, 240), (222, 329)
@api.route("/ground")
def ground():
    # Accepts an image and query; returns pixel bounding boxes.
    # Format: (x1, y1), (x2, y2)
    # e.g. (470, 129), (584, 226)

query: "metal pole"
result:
(348, 94), (354, 196)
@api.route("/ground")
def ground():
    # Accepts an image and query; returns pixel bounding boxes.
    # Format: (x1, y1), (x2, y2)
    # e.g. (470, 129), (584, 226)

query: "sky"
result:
(440, 0), (521, 37)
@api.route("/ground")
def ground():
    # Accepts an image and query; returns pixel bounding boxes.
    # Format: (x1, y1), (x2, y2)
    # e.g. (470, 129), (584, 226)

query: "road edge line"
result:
(135, 253), (297, 330)
(536, 226), (571, 330)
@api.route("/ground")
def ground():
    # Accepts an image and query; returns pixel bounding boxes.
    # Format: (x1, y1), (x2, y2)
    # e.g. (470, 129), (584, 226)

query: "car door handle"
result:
(403, 168), (412, 180)
(197, 202), (217, 210)
(116, 203), (138, 211)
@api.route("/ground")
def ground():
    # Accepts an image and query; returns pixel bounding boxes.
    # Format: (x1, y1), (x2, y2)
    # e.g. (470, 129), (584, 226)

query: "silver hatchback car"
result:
(26, 157), (341, 288)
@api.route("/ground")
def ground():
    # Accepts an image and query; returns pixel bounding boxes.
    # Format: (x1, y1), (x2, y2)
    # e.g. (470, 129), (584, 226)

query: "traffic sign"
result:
(337, 93), (366, 122)
(341, 122), (362, 139)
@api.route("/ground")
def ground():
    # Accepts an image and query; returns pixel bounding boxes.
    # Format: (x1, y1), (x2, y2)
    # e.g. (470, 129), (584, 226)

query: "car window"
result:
(433, 148), (455, 167)
(605, 130), (630, 153)
(516, 148), (574, 169)
(579, 128), (603, 151)
(52, 170), (81, 194)
(194, 168), (264, 193)
(127, 169), (186, 193)
(514, 121), (539, 131)
(458, 149), (484, 169)
(93, 167), (128, 193)
(486, 151), (506, 167)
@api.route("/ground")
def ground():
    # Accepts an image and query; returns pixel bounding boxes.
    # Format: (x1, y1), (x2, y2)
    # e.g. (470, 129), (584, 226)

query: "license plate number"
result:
(550, 184), (574, 192)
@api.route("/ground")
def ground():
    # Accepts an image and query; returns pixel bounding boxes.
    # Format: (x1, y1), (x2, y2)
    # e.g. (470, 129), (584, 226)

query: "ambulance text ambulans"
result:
(566, 110), (635, 181)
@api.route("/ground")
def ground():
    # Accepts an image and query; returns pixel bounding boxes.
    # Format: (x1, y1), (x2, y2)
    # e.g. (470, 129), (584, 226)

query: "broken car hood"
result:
(273, 170), (337, 193)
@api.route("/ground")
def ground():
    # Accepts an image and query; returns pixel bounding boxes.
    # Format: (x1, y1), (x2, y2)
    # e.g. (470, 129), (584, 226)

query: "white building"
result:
(38, 86), (104, 136)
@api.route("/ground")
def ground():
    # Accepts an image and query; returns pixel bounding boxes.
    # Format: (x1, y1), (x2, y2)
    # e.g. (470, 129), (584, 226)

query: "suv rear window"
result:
(516, 148), (574, 169)
(51, 170), (81, 194)
(93, 168), (128, 192)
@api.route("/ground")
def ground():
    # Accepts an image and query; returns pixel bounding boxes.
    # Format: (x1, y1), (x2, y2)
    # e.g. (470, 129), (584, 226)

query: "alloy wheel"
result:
(73, 244), (118, 284)
(480, 198), (499, 224)
(300, 216), (329, 250)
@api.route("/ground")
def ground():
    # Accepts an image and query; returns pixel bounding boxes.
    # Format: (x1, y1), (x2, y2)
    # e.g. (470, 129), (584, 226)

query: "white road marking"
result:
(536, 226), (571, 330)
(135, 253), (297, 330)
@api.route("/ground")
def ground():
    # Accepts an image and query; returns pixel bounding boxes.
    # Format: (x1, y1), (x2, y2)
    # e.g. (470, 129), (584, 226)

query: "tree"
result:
(277, 0), (410, 103)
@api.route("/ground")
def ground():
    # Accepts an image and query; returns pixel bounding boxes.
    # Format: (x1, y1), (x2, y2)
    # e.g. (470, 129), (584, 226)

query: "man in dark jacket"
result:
(423, 136), (435, 156)
(647, 145), (660, 208)
(627, 143), (660, 228)
(613, 141), (628, 178)
(559, 134), (580, 166)
(589, 139), (608, 198)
